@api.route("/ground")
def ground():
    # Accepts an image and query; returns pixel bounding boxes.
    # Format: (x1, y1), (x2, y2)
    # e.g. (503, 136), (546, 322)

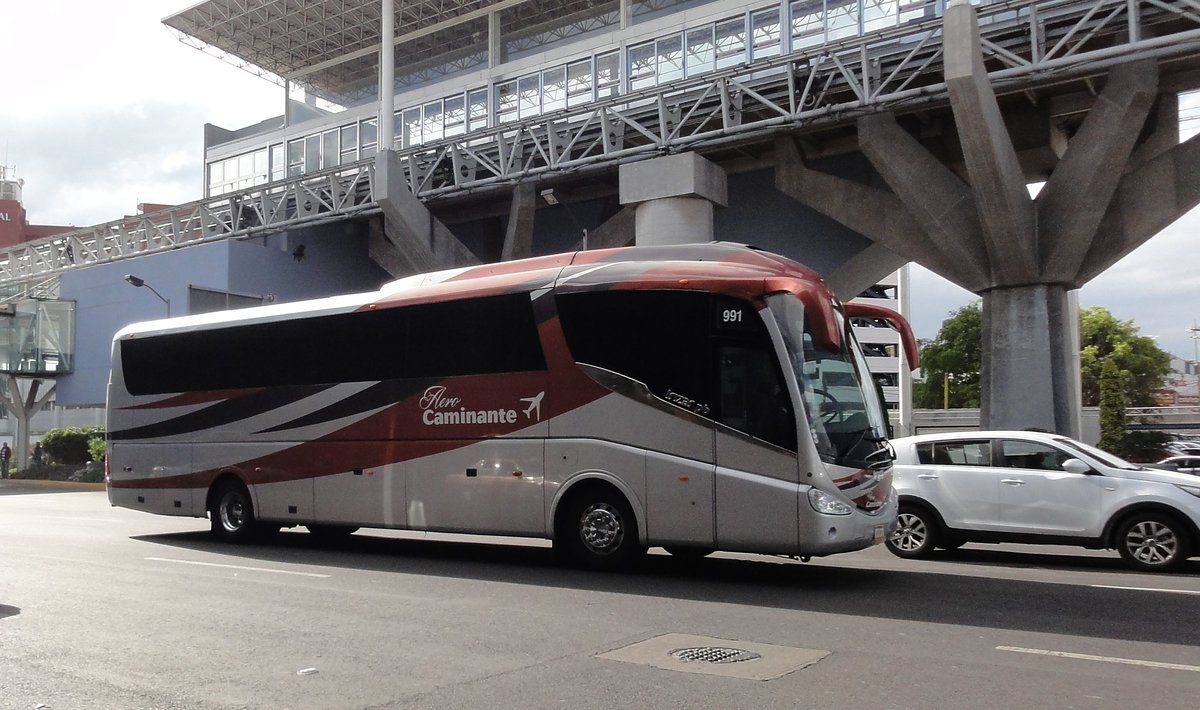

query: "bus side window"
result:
(557, 290), (794, 451)
(718, 343), (796, 451)
(556, 290), (712, 416)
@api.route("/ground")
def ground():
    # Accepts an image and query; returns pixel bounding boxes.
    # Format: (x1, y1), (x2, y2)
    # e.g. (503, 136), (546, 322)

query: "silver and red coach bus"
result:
(107, 242), (917, 569)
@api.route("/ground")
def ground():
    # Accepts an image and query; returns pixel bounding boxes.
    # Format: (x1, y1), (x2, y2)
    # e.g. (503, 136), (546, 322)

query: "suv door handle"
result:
(1001, 478), (1025, 486)
(917, 473), (939, 480)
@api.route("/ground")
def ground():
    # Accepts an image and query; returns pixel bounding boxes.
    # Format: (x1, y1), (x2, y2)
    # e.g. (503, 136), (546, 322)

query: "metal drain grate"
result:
(670, 647), (762, 664)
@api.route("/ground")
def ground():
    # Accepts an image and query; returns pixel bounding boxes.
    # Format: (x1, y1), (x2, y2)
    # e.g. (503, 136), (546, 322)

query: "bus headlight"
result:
(808, 488), (852, 516)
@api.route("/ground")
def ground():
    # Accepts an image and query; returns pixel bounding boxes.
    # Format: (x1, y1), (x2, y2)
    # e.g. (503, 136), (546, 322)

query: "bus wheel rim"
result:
(221, 494), (246, 531)
(580, 503), (623, 554)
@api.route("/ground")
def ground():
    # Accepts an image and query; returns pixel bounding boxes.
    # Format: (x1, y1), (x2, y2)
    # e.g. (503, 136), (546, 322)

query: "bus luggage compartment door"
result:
(107, 442), (186, 515)
(644, 450), (715, 547)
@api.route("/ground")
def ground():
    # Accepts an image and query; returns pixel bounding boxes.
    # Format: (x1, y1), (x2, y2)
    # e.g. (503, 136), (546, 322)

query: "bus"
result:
(106, 242), (917, 569)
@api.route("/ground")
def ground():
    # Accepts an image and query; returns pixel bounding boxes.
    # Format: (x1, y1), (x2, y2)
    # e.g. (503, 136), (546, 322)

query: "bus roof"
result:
(114, 242), (837, 341)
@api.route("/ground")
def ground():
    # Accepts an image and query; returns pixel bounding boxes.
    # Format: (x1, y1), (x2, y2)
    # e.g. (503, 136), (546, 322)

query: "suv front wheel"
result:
(886, 505), (939, 559)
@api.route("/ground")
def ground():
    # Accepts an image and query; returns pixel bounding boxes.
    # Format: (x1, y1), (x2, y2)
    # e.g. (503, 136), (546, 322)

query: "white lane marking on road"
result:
(997, 646), (1200, 673)
(145, 557), (331, 578)
(1092, 584), (1200, 596)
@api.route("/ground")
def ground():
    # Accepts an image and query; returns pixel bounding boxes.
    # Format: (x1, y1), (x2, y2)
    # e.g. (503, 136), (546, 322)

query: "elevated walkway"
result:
(2, 0), (1198, 288)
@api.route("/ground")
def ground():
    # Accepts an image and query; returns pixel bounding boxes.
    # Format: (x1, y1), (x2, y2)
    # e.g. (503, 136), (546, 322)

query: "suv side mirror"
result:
(1062, 458), (1092, 475)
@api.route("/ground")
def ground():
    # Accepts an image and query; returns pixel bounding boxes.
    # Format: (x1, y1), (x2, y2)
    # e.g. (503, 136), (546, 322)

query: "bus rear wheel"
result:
(555, 485), (645, 571)
(210, 480), (259, 543)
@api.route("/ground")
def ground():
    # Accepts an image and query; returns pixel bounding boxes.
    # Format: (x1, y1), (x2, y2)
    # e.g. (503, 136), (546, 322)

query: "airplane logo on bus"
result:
(520, 392), (544, 421)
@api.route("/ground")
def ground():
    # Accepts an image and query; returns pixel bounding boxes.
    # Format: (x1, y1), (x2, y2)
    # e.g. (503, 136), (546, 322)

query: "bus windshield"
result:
(768, 294), (890, 466)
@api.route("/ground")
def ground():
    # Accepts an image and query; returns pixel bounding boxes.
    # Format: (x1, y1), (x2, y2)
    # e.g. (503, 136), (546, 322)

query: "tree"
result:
(1078, 307), (1171, 407)
(1098, 358), (1127, 454)
(913, 302), (982, 409)
(913, 303), (1172, 411)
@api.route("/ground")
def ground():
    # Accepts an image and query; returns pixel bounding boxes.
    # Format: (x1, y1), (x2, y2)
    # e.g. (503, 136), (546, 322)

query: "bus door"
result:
(712, 304), (801, 553)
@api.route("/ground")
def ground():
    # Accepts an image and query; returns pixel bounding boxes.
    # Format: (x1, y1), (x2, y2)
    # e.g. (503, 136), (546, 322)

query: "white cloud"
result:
(0, 1), (279, 225)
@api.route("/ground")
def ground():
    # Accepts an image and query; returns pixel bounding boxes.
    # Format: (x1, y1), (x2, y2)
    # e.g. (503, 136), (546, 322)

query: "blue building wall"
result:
(57, 220), (390, 406)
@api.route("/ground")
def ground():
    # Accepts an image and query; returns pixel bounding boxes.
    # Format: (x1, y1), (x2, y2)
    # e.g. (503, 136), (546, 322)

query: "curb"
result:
(0, 479), (105, 491)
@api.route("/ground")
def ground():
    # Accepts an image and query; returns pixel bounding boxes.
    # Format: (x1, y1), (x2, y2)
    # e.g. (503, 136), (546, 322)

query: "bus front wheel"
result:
(555, 485), (645, 571)
(210, 480), (259, 543)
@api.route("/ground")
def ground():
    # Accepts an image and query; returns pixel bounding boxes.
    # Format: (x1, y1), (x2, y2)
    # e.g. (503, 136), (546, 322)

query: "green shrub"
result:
(88, 437), (106, 463)
(1097, 359), (1126, 455)
(39, 426), (105, 465)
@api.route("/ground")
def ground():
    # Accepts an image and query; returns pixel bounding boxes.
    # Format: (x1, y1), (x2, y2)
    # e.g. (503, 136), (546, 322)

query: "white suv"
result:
(886, 430), (1200, 572)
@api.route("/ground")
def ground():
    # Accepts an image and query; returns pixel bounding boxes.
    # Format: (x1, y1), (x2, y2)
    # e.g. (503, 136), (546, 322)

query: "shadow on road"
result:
(131, 529), (1200, 647)
(0, 604), (20, 620)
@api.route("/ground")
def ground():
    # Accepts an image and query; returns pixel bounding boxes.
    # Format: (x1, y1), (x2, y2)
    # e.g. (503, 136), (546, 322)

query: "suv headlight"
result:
(1176, 484), (1200, 499)
(808, 488), (852, 516)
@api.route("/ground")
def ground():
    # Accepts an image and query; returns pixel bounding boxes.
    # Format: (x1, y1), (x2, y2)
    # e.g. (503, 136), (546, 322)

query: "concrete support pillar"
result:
(619, 153), (727, 245)
(369, 150), (478, 277)
(380, 0), (395, 150)
(944, 0), (1037, 283)
(1078, 130), (1200, 282)
(773, 1), (1200, 437)
(824, 243), (909, 303)
(1, 376), (55, 470)
(980, 286), (1079, 435)
(1038, 60), (1159, 282)
(501, 184), (536, 261)
(633, 198), (714, 245)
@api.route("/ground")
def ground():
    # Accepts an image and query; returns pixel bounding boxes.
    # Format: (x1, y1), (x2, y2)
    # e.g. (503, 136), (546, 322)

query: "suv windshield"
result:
(768, 294), (890, 466)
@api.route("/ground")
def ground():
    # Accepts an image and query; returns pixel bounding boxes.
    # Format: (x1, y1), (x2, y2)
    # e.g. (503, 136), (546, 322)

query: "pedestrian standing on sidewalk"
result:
(0, 443), (11, 479)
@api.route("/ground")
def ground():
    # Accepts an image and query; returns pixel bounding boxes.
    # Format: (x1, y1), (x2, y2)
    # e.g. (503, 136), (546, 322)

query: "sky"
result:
(1, 1), (1197, 360)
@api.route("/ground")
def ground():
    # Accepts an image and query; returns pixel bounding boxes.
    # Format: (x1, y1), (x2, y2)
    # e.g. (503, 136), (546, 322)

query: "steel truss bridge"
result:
(5, 0), (1200, 289)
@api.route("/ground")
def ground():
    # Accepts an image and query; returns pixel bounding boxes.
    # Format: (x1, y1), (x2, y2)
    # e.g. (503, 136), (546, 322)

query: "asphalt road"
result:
(2, 486), (1199, 709)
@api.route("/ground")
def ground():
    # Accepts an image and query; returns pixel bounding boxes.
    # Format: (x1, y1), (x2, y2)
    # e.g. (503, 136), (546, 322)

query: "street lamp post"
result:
(124, 274), (171, 316)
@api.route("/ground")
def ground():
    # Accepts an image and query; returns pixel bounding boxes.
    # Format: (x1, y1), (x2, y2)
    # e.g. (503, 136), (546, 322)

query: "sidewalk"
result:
(0, 478), (106, 494)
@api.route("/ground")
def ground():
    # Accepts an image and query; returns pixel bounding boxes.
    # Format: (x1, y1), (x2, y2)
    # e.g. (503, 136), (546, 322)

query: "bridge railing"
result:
(0, 164), (377, 285)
